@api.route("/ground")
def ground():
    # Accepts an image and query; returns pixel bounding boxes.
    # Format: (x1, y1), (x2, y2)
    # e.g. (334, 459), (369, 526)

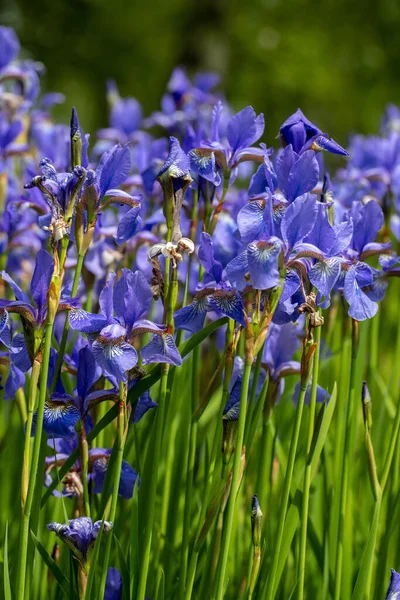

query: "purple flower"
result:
(197, 102), (267, 182)
(280, 108), (348, 156)
(0, 26), (20, 70)
(105, 567), (123, 600)
(47, 517), (112, 560)
(385, 569), (400, 599)
(174, 233), (247, 333)
(69, 269), (182, 382)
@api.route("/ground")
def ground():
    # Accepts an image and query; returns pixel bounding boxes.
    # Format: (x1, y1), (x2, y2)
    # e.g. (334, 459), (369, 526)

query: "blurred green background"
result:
(1, 0), (398, 142)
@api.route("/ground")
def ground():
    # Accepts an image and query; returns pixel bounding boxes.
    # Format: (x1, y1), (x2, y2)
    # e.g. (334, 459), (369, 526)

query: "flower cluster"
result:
(2, 24), (400, 600)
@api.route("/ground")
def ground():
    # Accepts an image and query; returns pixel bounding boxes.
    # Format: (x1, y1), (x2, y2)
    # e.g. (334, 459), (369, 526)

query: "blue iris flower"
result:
(69, 269), (182, 382)
(47, 517), (113, 561)
(174, 232), (247, 333)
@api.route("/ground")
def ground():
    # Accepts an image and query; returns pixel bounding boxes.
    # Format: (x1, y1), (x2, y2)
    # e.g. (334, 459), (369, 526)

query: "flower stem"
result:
(262, 326), (316, 600)
(51, 251), (85, 391)
(98, 381), (127, 598)
(16, 312), (55, 600)
(21, 358), (41, 508)
(78, 420), (91, 517)
(214, 357), (253, 600)
(136, 365), (168, 600)
(333, 319), (359, 600)
(298, 321), (321, 600)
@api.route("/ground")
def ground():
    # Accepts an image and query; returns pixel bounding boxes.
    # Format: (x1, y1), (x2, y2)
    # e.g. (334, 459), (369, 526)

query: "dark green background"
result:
(1, 0), (397, 142)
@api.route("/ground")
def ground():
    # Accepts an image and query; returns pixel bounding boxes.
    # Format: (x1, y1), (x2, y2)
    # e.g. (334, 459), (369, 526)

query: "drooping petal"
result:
(92, 334), (138, 383)
(30, 249), (54, 320)
(31, 396), (80, 438)
(344, 264), (378, 321)
(309, 258), (341, 298)
(247, 240), (282, 290)
(1, 271), (31, 304)
(174, 294), (211, 333)
(188, 149), (221, 186)
(115, 206), (143, 245)
(237, 198), (272, 244)
(132, 389), (157, 424)
(198, 232), (223, 283)
(281, 194), (318, 252)
(141, 333), (182, 366)
(209, 289), (247, 327)
(91, 449), (139, 499)
(286, 150), (319, 202)
(69, 308), (108, 334)
(4, 364), (25, 399)
(105, 568), (123, 600)
(77, 345), (98, 401)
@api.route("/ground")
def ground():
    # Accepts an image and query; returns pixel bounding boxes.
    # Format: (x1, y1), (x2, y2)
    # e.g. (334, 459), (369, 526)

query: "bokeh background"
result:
(1, 0), (398, 142)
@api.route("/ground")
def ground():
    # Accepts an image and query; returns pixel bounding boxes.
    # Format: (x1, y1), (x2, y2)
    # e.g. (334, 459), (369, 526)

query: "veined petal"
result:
(32, 397), (80, 438)
(1, 271), (31, 304)
(174, 294), (211, 333)
(92, 337), (138, 383)
(247, 240), (281, 290)
(237, 198), (272, 244)
(309, 258), (340, 298)
(209, 288), (247, 327)
(69, 308), (108, 333)
(227, 106), (264, 153)
(141, 333), (182, 366)
(344, 265), (378, 321)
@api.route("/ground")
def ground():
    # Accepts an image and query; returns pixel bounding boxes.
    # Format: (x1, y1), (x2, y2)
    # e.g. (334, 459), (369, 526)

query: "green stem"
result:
(136, 365), (168, 600)
(333, 319), (359, 600)
(98, 382), (127, 598)
(214, 358), (253, 600)
(262, 347), (314, 600)
(298, 323), (321, 600)
(79, 420), (91, 517)
(16, 313), (54, 600)
(51, 252), (85, 391)
(21, 359), (41, 508)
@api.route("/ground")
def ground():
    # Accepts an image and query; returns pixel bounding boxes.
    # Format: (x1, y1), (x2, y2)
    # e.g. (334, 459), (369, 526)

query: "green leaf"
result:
(351, 500), (381, 600)
(114, 534), (130, 600)
(96, 441), (119, 520)
(30, 531), (70, 597)
(3, 523), (11, 600)
(42, 317), (228, 507)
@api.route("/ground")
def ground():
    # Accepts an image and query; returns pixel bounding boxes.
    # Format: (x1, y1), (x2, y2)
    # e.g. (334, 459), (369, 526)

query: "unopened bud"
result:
(222, 418), (238, 464)
(362, 381), (373, 430)
(251, 494), (263, 548)
(70, 107), (82, 169)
